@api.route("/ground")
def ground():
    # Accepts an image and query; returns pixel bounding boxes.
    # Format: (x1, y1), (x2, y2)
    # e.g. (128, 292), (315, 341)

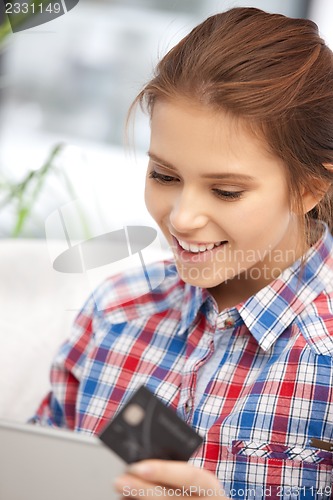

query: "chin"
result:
(175, 265), (227, 288)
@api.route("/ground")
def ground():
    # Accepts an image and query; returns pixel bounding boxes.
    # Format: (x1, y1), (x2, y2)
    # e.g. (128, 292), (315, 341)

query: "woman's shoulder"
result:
(89, 259), (184, 321)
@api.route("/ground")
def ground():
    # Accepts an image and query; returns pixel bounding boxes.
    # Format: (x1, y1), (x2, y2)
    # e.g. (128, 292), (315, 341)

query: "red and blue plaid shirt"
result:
(35, 223), (333, 499)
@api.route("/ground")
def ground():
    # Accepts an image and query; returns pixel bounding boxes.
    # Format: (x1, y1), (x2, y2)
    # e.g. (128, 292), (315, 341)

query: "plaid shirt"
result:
(35, 223), (333, 499)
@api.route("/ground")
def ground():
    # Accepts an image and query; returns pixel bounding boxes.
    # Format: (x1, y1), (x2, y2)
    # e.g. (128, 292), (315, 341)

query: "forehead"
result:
(149, 99), (285, 176)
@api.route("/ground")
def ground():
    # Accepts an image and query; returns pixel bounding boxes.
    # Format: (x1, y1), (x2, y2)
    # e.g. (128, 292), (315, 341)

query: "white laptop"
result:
(0, 419), (125, 500)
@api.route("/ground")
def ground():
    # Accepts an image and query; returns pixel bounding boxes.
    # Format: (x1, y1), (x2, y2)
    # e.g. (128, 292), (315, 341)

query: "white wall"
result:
(198, 0), (308, 19)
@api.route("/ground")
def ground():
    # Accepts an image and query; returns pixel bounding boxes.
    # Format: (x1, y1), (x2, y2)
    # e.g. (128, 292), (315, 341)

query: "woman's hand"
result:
(114, 459), (229, 499)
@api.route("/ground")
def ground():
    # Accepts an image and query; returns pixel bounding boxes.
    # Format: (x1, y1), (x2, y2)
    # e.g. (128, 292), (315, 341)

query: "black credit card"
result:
(98, 386), (203, 464)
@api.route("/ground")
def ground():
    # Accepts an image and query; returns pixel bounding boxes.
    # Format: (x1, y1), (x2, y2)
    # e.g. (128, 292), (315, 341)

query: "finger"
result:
(126, 460), (225, 493)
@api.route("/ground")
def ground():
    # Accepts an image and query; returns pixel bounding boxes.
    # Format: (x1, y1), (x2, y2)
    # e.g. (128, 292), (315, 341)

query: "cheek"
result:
(144, 181), (165, 221)
(222, 191), (291, 240)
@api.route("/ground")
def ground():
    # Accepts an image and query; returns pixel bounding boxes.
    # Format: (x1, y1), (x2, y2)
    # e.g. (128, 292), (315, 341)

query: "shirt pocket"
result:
(226, 440), (333, 500)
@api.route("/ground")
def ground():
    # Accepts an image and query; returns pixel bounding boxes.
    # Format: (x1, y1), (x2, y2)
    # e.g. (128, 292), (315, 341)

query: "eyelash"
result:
(212, 189), (244, 200)
(149, 170), (176, 184)
(148, 170), (244, 201)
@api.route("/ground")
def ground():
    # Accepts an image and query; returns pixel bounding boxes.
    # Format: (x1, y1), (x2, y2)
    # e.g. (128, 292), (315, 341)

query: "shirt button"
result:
(185, 400), (192, 415)
(224, 317), (234, 328)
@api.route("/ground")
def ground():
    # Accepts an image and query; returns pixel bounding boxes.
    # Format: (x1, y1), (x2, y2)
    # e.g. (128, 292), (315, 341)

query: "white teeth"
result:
(202, 243), (215, 251)
(189, 243), (200, 252)
(178, 240), (191, 251)
(177, 239), (223, 253)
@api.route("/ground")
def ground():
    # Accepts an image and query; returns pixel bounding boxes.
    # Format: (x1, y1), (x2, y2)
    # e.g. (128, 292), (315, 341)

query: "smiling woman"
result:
(33, 7), (333, 500)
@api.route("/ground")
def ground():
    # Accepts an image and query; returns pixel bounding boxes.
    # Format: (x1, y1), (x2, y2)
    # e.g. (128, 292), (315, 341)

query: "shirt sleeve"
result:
(30, 293), (97, 429)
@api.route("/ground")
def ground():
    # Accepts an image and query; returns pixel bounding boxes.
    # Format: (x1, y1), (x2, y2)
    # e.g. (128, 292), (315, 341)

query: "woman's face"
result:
(145, 99), (304, 299)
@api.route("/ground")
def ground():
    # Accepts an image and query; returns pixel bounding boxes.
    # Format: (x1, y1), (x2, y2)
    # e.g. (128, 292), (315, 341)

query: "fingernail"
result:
(127, 462), (153, 478)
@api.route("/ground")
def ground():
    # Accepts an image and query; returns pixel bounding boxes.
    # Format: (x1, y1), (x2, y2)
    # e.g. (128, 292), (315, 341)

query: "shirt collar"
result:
(237, 222), (333, 351)
(177, 282), (210, 335)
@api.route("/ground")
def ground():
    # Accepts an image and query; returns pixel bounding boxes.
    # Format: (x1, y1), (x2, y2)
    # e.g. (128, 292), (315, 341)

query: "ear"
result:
(300, 175), (332, 214)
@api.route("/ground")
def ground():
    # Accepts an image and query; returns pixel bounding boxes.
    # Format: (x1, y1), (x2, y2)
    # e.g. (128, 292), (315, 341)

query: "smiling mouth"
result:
(174, 237), (228, 253)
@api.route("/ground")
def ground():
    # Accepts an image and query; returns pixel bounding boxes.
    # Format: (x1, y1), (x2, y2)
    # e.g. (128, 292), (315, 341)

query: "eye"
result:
(148, 170), (178, 184)
(213, 189), (244, 200)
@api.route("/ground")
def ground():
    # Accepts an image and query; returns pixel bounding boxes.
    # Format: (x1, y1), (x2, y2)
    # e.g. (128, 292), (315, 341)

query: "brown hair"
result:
(130, 7), (333, 245)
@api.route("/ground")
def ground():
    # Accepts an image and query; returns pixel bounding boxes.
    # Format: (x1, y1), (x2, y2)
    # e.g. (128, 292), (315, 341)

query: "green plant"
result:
(0, 143), (91, 238)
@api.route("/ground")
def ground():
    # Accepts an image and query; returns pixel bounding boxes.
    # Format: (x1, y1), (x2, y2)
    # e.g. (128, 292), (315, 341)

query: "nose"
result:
(169, 188), (209, 233)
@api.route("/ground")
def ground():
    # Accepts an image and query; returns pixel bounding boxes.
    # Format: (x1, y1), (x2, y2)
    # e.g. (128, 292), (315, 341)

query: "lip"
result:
(171, 236), (228, 262)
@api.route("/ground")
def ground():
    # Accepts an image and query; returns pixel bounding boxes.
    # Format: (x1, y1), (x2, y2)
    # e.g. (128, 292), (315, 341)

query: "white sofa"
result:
(0, 238), (170, 422)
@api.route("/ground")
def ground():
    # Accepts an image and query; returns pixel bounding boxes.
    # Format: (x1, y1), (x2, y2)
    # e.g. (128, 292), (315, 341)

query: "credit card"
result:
(98, 386), (203, 463)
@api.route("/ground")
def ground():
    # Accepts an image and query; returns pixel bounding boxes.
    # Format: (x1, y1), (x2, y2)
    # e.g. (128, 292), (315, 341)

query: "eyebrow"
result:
(147, 152), (257, 182)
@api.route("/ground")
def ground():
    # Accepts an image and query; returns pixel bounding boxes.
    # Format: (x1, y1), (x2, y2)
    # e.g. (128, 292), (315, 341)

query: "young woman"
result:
(35, 7), (333, 499)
